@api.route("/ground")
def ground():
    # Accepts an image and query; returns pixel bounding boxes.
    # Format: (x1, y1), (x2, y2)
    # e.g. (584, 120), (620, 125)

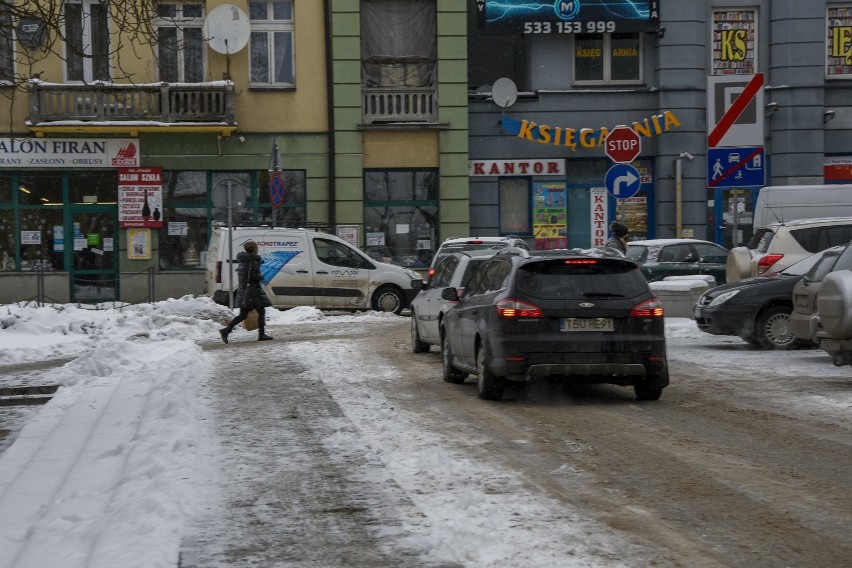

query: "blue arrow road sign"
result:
(708, 146), (765, 188)
(605, 164), (641, 199)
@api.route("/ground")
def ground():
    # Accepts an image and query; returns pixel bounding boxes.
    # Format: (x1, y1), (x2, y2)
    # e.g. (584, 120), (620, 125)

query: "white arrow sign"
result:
(612, 170), (639, 196)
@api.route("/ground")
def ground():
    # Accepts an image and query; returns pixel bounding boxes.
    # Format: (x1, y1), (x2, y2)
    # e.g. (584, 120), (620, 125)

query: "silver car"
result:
(410, 250), (496, 353)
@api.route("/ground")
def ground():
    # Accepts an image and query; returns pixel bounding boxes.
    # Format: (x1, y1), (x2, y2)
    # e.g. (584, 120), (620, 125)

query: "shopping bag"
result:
(243, 309), (259, 331)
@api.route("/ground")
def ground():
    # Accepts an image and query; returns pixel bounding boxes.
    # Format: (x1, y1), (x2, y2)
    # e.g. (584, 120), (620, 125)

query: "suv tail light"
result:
(215, 261), (223, 284)
(496, 298), (543, 318)
(757, 254), (784, 274)
(630, 298), (665, 318)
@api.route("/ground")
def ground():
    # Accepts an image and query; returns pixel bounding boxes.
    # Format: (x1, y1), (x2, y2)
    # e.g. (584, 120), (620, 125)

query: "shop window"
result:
(0, 209), (13, 271)
(574, 33), (641, 83)
(69, 171), (118, 204)
(19, 208), (64, 271)
(65, 0), (110, 82)
(0, 6), (12, 83)
(156, 2), (205, 83)
(0, 173), (11, 203)
(499, 178), (531, 235)
(18, 173), (63, 206)
(249, 0), (294, 87)
(158, 207), (208, 270)
(162, 170), (208, 204)
(827, 6), (852, 78)
(257, 169), (306, 226)
(364, 169), (438, 268)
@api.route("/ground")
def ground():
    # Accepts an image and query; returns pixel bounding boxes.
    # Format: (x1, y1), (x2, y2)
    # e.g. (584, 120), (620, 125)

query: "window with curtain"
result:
(574, 33), (641, 83)
(499, 178), (531, 235)
(156, 2), (205, 83)
(360, 0), (436, 88)
(249, 0), (294, 87)
(65, 0), (110, 82)
(364, 170), (439, 268)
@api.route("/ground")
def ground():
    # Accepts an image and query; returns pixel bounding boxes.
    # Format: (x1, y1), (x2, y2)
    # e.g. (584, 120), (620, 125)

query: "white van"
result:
(754, 184), (852, 227)
(205, 225), (422, 314)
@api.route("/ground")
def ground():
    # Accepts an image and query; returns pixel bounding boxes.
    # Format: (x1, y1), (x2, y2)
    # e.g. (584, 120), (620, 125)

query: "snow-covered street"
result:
(1, 298), (851, 567)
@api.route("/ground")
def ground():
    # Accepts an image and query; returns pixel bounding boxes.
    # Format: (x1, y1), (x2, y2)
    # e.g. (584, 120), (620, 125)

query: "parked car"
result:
(789, 246), (846, 343)
(439, 247), (669, 401)
(410, 250), (496, 353)
(694, 248), (842, 349)
(625, 239), (729, 284)
(810, 267), (852, 367)
(726, 217), (852, 283)
(428, 236), (530, 278)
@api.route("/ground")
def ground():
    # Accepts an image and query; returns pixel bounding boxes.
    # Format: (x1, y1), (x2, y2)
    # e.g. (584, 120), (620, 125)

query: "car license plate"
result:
(560, 318), (614, 332)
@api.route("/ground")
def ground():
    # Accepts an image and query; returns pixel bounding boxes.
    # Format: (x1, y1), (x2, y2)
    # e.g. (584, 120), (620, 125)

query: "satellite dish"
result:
(492, 77), (518, 109)
(204, 4), (251, 55)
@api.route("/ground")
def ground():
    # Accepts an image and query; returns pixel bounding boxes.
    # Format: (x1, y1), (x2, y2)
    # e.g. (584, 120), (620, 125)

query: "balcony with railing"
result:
(360, 60), (438, 125)
(27, 81), (236, 135)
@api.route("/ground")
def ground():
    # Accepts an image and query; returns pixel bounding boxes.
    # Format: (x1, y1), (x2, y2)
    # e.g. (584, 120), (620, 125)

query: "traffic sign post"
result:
(605, 164), (641, 199)
(605, 126), (641, 164)
(270, 171), (285, 208)
(707, 147), (765, 188)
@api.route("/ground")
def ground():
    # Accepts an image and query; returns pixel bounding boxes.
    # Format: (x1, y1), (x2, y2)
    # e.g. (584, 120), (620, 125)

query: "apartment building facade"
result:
(0, 0), (468, 303)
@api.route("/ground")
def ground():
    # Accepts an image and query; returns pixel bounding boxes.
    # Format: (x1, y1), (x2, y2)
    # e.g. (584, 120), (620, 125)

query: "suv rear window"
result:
(515, 259), (648, 300)
(748, 228), (775, 253)
(789, 225), (852, 253)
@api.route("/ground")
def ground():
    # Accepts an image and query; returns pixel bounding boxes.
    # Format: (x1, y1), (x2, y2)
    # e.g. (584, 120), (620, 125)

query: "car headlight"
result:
(708, 289), (740, 307)
(403, 268), (419, 280)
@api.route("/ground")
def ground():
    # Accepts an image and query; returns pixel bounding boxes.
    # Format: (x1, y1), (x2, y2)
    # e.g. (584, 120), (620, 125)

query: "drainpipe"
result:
(674, 158), (682, 238)
(324, 0), (337, 230)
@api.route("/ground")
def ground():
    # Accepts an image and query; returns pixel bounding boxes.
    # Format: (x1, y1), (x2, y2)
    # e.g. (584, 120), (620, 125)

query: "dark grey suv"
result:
(439, 248), (669, 401)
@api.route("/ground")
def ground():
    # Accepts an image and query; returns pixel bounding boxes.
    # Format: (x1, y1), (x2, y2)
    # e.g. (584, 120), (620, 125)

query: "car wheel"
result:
(476, 343), (504, 401)
(634, 383), (663, 401)
(754, 305), (807, 350)
(441, 332), (467, 383)
(371, 285), (404, 314)
(410, 310), (429, 353)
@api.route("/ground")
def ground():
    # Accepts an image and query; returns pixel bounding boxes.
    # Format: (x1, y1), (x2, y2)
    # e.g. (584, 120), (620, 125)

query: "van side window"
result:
(313, 238), (367, 268)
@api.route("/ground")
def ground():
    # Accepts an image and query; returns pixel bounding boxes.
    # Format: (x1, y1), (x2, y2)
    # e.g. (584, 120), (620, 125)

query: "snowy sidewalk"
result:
(0, 339), (218, 568)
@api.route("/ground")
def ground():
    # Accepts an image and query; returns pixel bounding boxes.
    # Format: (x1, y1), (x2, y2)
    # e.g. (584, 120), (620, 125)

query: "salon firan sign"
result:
(0, 138), (140, 168)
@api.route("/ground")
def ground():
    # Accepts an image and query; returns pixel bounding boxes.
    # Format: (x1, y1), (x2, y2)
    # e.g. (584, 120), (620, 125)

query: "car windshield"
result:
(515, 259), (648, 300)
(781, 250), (837, 276)
(624, 246), (647, 262)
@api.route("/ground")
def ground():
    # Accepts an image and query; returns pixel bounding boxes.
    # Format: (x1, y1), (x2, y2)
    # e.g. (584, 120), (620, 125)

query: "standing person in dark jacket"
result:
(605, 221), (629, 254)
(219, 240), (273, 343)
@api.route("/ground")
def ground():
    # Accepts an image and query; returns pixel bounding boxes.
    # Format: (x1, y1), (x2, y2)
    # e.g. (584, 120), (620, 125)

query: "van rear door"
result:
(257, 232), (315, 308)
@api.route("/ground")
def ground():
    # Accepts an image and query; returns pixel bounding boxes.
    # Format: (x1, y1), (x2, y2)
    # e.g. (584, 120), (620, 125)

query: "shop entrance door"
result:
(69, 206), (119, 303)
(713, 187), (758, 249)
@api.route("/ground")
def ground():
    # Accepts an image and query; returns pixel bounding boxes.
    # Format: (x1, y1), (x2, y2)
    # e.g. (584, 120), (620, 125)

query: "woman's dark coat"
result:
(234, 251), (272, 309)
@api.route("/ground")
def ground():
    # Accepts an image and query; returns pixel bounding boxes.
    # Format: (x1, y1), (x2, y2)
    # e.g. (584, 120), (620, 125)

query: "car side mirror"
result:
(441, 287), (458, 301)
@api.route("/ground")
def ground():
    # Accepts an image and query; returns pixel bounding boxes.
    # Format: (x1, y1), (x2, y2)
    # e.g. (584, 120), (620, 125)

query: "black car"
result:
(439, 248), (669, 401)
(694, 247), (843, 349)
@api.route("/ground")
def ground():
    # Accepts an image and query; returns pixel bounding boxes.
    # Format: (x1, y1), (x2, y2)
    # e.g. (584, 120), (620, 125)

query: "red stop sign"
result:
(605, 126), (641, 163)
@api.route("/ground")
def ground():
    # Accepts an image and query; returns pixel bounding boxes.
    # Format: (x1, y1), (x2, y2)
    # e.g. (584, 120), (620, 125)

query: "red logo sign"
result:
(605, 126), (641, 164)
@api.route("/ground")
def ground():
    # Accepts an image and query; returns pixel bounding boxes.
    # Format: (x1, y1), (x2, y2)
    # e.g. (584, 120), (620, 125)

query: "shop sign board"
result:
(119, 167), (163, 228)
(0, 138), (139, 168)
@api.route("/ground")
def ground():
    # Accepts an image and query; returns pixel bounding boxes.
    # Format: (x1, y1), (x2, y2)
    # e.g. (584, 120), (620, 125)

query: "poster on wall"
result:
(711, 9), (757, 75)
(827, 7), (852, 77)
(119, 167), (163, 228)
(532, 182), (567, 250)
(127, 228), (151, 260)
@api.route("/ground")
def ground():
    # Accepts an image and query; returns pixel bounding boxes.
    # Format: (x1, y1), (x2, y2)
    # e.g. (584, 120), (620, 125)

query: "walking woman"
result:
(219, 240), (273, 342)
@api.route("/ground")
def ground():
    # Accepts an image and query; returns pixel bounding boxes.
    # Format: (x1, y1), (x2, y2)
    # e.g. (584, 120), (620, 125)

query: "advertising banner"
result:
(532, 182), (567, 250)
(119, 167), (163, 229)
